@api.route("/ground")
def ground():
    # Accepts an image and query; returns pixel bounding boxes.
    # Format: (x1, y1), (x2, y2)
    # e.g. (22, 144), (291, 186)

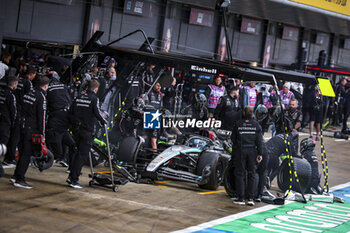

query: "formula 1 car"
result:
(115, 133), (227, 190)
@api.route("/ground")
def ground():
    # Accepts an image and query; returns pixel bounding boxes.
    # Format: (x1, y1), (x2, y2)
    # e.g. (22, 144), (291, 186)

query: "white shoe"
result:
(233, 199), (245, 206)
(247, 199), (255, 206)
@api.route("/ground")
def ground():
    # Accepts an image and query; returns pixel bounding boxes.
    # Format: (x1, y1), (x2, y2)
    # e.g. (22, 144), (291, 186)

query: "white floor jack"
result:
(88, 125), (129, 192)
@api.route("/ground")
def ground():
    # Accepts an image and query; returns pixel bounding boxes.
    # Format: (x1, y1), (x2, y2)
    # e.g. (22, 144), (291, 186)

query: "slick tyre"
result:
(197, 152), (225, 190)
(117, 136), (140, 163)
(277, 157), (312, 193)
(223, 160), (236, 198)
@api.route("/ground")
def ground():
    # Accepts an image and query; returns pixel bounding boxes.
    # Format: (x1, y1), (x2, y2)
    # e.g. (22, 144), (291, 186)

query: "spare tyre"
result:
(117, 136), (142, 163)
(196, 151), (225, 190)
(277, 157), (311, 193)
(223, 160), (236, 197)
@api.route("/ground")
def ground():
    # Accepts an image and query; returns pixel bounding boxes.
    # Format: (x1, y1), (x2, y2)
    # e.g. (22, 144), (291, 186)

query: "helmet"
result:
(300, 138), (316, 154)
(31, 149), (54, 172)
(135, 97), (145, 110)
(194, 93), (207, 110)
(255, 104), (268, 121)
(0, 144), (7, 158)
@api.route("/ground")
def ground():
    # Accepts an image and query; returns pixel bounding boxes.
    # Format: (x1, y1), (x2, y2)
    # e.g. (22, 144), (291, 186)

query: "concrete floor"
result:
(0, 129), (349, 233)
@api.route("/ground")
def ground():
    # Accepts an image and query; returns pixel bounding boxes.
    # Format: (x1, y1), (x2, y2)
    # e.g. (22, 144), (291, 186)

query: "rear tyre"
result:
(277, 157), (312, 193)
(196, 152), (225, 190)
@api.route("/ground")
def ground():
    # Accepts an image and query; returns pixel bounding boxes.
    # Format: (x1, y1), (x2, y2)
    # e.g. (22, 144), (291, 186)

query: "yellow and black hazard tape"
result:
(320, 128), (329, 193)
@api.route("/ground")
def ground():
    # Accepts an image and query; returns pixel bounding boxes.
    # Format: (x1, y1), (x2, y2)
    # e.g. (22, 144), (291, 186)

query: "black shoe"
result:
(255, 196), (262, 202)
(69, 182), (83, 189)
(14, 180), (32, 189)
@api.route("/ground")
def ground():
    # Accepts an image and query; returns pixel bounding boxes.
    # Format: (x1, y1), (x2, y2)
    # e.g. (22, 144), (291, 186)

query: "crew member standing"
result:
(0, 76), (18, 170)
(280, 83), (295, 109)
(4, 66), (36, 166)
(231, 106), (263, 206)
(12, 76), (50, 189)
(214, 86), (242, 131)
(205, 76), (226, 117)
(245, 82), (257, 107)
(147, 82), (163, 150)
(46, 72), (73, 167)
(142, 64), (155, 93)
(68, 79), (107, 188)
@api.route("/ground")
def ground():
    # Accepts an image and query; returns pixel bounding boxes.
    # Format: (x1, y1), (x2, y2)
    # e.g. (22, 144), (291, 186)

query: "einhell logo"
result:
(190, 65), (217, 74)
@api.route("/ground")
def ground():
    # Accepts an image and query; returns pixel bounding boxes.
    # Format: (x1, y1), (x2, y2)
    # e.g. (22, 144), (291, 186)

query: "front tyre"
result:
(196, 152), (225, 190)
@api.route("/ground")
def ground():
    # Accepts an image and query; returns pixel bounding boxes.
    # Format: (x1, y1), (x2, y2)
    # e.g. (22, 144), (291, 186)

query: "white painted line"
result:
(74, 190), (183, 213)
(329, 182), (350, 192)
(172, 204), (281, 233)
(173, 182), (350, 233)
(335, 139), (348, 142)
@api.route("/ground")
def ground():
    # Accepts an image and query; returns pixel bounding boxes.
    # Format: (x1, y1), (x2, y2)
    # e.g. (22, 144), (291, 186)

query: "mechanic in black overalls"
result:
(46, 72), (74, 167)
(162, 78), (176, 113)
(214, 86), (242, 131)
(147, 81), (163, 150)
(342, 80), (350, 134)
(4, 67), (36, 167)
(12, 76), (50, 189)
(180, 93), (209, 134)
(0, 76), (18, 173)
(68, 79), (107, 189)
(124, 74), (144, 109)
(231, 106), (263, 206)
(142, 64), (155, 93)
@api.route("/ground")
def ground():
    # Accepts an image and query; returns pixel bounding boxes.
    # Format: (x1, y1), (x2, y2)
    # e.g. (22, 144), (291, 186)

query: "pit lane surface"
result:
(0, 129), (349, 233)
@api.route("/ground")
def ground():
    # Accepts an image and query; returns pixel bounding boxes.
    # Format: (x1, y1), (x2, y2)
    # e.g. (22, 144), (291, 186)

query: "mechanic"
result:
(334, 78), (347, 126)
(124, 73), (144, 109)
(280, 83), (295, 109)
(68, 76), (82, 99)
(68, 79), (107, 189)
(205, 76), (226, 117)
(214, 86), (242, 131)
(275, 99), (302, 135)
(0, 76), (18, 168)
(180, 93), (209, 133)
(142, 64), (155, 93)
(147, 81), (163, 150)
(231, 106), (263, 206)
(3, 66), (36, 167)
(46, 72), (73, 167)
(342, 79), (350, 134)
(12, 76), (50, 189)
(162, 77), (176, 112)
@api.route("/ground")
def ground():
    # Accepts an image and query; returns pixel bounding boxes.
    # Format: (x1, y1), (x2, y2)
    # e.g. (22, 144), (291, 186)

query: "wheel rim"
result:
(215, 160), (224, 185)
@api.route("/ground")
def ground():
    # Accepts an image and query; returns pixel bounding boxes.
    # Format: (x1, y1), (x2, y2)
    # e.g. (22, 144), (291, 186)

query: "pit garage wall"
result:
(1, 0), (350, 69)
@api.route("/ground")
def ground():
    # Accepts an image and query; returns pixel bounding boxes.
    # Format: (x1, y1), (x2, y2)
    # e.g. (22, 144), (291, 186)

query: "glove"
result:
(41, 142), (48, 155)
